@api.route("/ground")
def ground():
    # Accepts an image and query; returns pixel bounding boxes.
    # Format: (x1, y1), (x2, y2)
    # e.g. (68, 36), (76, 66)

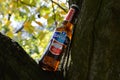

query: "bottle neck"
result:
(64, 5), (79, 24)
(64, 8), (75, 22)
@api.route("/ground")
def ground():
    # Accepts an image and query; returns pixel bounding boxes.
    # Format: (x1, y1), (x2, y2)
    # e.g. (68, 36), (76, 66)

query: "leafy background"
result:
(0, 0), (69, 62)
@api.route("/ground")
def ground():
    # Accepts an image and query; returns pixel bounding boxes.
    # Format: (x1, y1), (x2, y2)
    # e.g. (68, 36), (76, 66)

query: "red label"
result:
(65, 8), (75, 21)
(49, 40), (63, 55)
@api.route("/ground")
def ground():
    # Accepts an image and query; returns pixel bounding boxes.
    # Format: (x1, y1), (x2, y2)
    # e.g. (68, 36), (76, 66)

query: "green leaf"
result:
(24, 21), (34, 33)
(40, 6), (51, 16)
(6, 31), (13, 38)
(47, 15), (55, 27)
(21, 0), (36, 6)
(38, 31), (47, 41)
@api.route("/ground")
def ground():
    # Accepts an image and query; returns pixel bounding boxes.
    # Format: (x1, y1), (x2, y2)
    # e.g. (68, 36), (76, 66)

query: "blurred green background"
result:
(0, 0), (68, 61)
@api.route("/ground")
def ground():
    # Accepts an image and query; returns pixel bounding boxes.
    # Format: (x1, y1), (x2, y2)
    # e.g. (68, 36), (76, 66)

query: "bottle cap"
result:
(71, 4), (79, 11)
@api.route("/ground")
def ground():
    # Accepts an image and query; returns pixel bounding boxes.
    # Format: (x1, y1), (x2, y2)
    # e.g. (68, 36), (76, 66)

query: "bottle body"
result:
(39, 21), (73, 71)
(39, 4), (79, 71)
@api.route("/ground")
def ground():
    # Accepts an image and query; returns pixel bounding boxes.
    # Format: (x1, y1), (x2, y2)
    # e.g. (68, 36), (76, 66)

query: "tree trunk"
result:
(0, 0), (120, 80)
(67, 0), (120, 80)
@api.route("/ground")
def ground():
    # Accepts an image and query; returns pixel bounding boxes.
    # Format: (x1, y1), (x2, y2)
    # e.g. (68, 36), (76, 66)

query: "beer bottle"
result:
(39, 4), (79, 71)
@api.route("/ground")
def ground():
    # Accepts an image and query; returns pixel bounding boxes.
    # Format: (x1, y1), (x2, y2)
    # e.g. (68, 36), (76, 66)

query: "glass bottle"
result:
(39, 4), (79, 71)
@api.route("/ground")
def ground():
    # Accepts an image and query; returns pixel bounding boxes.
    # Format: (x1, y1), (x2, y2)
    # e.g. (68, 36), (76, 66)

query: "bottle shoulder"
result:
(56, 25), (66, 32)
(56, 21), (73, 31)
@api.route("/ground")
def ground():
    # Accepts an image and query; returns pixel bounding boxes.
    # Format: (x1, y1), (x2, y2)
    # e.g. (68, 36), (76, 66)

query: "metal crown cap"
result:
(71, 4), (79, 11)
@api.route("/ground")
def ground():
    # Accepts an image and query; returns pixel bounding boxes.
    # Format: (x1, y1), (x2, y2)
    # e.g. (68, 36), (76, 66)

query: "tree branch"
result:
(51, 0), (68, 13)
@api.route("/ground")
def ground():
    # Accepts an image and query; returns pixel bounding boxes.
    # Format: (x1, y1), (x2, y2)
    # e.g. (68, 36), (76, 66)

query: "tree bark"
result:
(67, 0), (120, 80)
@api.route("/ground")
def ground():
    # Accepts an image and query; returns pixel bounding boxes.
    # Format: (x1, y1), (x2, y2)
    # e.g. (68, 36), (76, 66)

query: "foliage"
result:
(0, 0), (68, 61)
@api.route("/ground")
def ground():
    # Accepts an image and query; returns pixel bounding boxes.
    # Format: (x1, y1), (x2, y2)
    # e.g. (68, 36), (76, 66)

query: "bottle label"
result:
(65, 8), (75, 21)
(49, 31), (67, 55)
(53, 32), (67, 44)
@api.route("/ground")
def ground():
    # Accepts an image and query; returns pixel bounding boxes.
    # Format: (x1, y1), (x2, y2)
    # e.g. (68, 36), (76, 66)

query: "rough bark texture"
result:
(67, 0), (120, 80)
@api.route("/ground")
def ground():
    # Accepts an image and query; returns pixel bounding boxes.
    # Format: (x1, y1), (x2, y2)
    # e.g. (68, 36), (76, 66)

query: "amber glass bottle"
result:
(39, 4), (79, 71)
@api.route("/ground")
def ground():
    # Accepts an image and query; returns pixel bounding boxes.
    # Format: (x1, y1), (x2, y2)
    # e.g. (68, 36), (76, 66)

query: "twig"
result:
(15, 19), (27, 33)
(51, 0), (57, 27)
(51, 0), (67, 13)
(8, 14), (11, 21)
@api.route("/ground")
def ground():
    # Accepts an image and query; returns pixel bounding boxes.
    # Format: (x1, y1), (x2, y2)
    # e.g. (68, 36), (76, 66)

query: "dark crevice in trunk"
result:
(86, 0), (103, 80)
